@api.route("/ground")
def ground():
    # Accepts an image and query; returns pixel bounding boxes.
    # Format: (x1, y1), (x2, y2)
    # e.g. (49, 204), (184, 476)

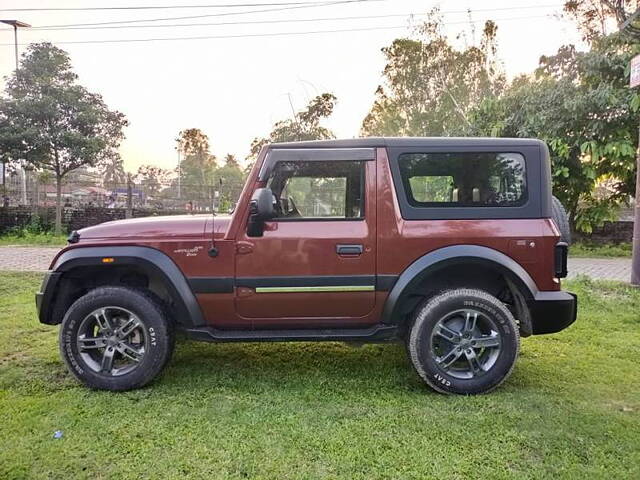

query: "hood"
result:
(78, 214), (213, 240)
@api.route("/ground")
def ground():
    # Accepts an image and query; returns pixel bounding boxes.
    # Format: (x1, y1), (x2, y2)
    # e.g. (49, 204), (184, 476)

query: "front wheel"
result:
(407, 289), (520, 395)
(59, 286), (174, 391)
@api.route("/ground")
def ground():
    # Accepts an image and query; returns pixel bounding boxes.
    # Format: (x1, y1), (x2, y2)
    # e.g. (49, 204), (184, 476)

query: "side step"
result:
(184, 324), (398, 343)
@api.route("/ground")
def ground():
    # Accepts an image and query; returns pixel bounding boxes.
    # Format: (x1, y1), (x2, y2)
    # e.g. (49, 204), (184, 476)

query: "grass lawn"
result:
(0, 232), (67, 247)
(570, 242), (632, 258)
(0, 273), (638, 479)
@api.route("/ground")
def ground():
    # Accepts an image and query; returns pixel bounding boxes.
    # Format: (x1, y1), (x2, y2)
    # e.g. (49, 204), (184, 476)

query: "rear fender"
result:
(381, 245), (540, 325)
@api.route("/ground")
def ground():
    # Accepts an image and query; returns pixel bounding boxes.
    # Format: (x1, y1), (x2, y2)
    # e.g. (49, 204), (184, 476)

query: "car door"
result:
(234, 148), (377, 329)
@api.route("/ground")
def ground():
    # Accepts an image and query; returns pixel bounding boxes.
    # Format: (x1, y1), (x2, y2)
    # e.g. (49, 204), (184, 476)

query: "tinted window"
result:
(267, 161), (365, 219)
(398, 152), (526, 207)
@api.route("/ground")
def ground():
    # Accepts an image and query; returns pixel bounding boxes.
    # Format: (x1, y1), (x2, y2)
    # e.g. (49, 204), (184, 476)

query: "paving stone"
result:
(567, 257), (631, 282)
(0, 247), (61, 272)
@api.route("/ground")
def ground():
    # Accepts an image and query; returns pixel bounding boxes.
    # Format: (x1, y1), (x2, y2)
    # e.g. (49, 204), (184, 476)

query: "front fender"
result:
(39, 245), (205, 327)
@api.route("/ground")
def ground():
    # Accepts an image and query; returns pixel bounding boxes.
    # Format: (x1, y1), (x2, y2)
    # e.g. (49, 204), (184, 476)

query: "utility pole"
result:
(0, 20), (30, 71)
(627, 68), (640, 284)
(126, 173), (133, 219)
(1, 20), (31, 205)
(177, 149), (181, 200)
(633, 122), (640, 286)
(622, 10), (640, 286)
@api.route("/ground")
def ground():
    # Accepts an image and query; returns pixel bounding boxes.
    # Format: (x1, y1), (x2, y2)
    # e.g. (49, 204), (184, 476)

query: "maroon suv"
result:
(36, 138), (576, 394)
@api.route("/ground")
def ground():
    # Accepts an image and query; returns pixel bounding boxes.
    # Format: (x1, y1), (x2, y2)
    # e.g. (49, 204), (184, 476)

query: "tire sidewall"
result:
(551, 195), (572, 244)
(409, 289), (519, 395)
(60, 287), (172, 391)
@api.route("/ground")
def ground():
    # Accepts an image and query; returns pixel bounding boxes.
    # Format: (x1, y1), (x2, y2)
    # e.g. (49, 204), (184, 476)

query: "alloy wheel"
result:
(430, 308), (502, 379)
(76, 306), (147, 376)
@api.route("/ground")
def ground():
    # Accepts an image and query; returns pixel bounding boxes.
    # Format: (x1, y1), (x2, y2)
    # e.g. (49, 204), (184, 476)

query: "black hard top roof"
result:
(269, 137), (544, 149)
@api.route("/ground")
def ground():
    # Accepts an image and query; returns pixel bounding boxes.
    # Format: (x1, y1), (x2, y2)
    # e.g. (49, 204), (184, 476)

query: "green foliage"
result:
(1, 273), (639, 478)
(563, 0), (617, 41)
(174, 128), (247, 210)
(0, 212), (69, 244)
(22, 213), (46, 235)
(215, 154), (245, 212)
(563, 0), (640, 43)
(0, 110), (22, 177)
(469, 34), (639, 231)
(0, 213), (68, 245)
(360, 7), (638, 233)
(0, 42), (128, 234)
(176, 128), (218, 201)
(570, 241), (632, 257)
(173, 130), (247, 210)
(408, 175), (453, 202)
(249, 93), (337, 158)
(0, 230), (67, 246)
(361, 10), (504, 136)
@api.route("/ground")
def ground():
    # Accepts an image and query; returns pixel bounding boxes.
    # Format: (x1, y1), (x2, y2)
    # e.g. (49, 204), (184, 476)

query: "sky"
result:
(0, 0), (585, 172)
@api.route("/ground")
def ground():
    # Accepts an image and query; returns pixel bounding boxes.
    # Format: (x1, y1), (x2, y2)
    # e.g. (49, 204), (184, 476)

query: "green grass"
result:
(0, 231), (67, 247)
(570, 242), (632, 258)
(0, 273), (638, 479)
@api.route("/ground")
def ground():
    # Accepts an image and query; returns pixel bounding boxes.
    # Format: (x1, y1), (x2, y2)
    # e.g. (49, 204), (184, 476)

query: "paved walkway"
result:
(567, 257), (631, 282)
(0, 246), (61, 272)
(0, 246), (633, 282)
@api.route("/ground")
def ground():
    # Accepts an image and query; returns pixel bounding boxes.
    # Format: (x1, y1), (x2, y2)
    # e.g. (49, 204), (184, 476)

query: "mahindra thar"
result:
(36, 138), (576, 395)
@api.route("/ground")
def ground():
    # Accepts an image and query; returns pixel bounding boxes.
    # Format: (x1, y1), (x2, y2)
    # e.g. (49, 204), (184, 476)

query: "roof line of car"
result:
(269, 137), (544, 149)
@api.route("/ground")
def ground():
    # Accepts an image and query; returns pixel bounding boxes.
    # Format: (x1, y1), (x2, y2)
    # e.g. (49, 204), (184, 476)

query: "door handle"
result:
(236, 241), (254, 254)
(336, 244), (363, 255)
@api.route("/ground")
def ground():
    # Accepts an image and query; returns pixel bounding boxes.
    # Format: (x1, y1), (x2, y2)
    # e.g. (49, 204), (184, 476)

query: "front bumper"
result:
(35, 271), (62, 324)
(527, 290), (577, 335)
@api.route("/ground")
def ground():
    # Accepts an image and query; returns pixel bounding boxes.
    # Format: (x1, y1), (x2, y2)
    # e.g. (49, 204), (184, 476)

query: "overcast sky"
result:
(0, 0), (584, 172)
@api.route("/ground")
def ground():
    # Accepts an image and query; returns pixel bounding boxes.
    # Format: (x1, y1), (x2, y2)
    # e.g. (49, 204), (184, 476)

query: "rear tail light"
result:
(554, 242), (568, 278)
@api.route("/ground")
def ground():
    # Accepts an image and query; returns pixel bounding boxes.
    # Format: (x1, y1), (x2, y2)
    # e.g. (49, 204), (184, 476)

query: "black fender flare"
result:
(50, 246), (205, 327)
(380, 245), (540, 325)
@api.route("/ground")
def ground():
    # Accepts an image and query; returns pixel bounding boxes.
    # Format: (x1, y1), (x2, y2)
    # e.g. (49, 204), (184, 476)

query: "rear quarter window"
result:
(399, 152), (527, 207)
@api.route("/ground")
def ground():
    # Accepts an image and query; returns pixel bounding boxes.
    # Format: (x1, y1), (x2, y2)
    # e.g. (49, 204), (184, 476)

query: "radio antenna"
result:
(208, 179), (220, 258)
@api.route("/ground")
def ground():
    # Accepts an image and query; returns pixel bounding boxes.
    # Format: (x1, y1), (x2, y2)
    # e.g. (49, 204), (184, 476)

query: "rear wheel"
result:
(407, 288), (519, 395)
(59, 286), (174, 391)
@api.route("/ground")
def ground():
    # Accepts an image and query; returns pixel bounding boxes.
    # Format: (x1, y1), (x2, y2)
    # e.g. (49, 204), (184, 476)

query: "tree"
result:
(175, 128), (216, 202)
(135, 164), (172, 198)
(469, 33), (639, 231)
(361, 10), (505, 137)
(563, 0), (640, 41)
(215, 154), (245, 212)
(0, 42), (128, 233)
(249, 93), (337, 158)
(100, 157), (127, 191)
(0, 112), (21, 196)
(176, 128), (211, 159)
(223, 153), (240, 169)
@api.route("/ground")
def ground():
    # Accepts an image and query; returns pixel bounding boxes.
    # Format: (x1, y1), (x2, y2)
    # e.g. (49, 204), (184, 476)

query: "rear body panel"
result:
(375, 147), (560, 292)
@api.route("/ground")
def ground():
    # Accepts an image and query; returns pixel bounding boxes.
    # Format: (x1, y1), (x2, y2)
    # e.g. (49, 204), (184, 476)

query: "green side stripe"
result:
(255, 285), (375, 293)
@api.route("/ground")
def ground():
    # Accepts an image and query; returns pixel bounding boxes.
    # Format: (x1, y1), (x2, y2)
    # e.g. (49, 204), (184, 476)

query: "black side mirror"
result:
(247, 187), (274, 237)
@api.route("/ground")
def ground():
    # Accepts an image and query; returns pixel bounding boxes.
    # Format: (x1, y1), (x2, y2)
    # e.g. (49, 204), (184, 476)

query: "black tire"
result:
(551, 195), (571, 244)
(59, 286), (174, 391)
(407, 288), (519, 395)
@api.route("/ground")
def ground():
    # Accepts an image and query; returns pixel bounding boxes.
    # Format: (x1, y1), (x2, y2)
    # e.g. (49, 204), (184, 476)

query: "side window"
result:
(267, 161), (365, 219)
(398, 152), (527, 207)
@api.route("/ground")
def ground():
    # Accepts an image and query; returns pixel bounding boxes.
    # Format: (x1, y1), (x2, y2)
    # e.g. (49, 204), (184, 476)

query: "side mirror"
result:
(247, 187), (274, 237)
